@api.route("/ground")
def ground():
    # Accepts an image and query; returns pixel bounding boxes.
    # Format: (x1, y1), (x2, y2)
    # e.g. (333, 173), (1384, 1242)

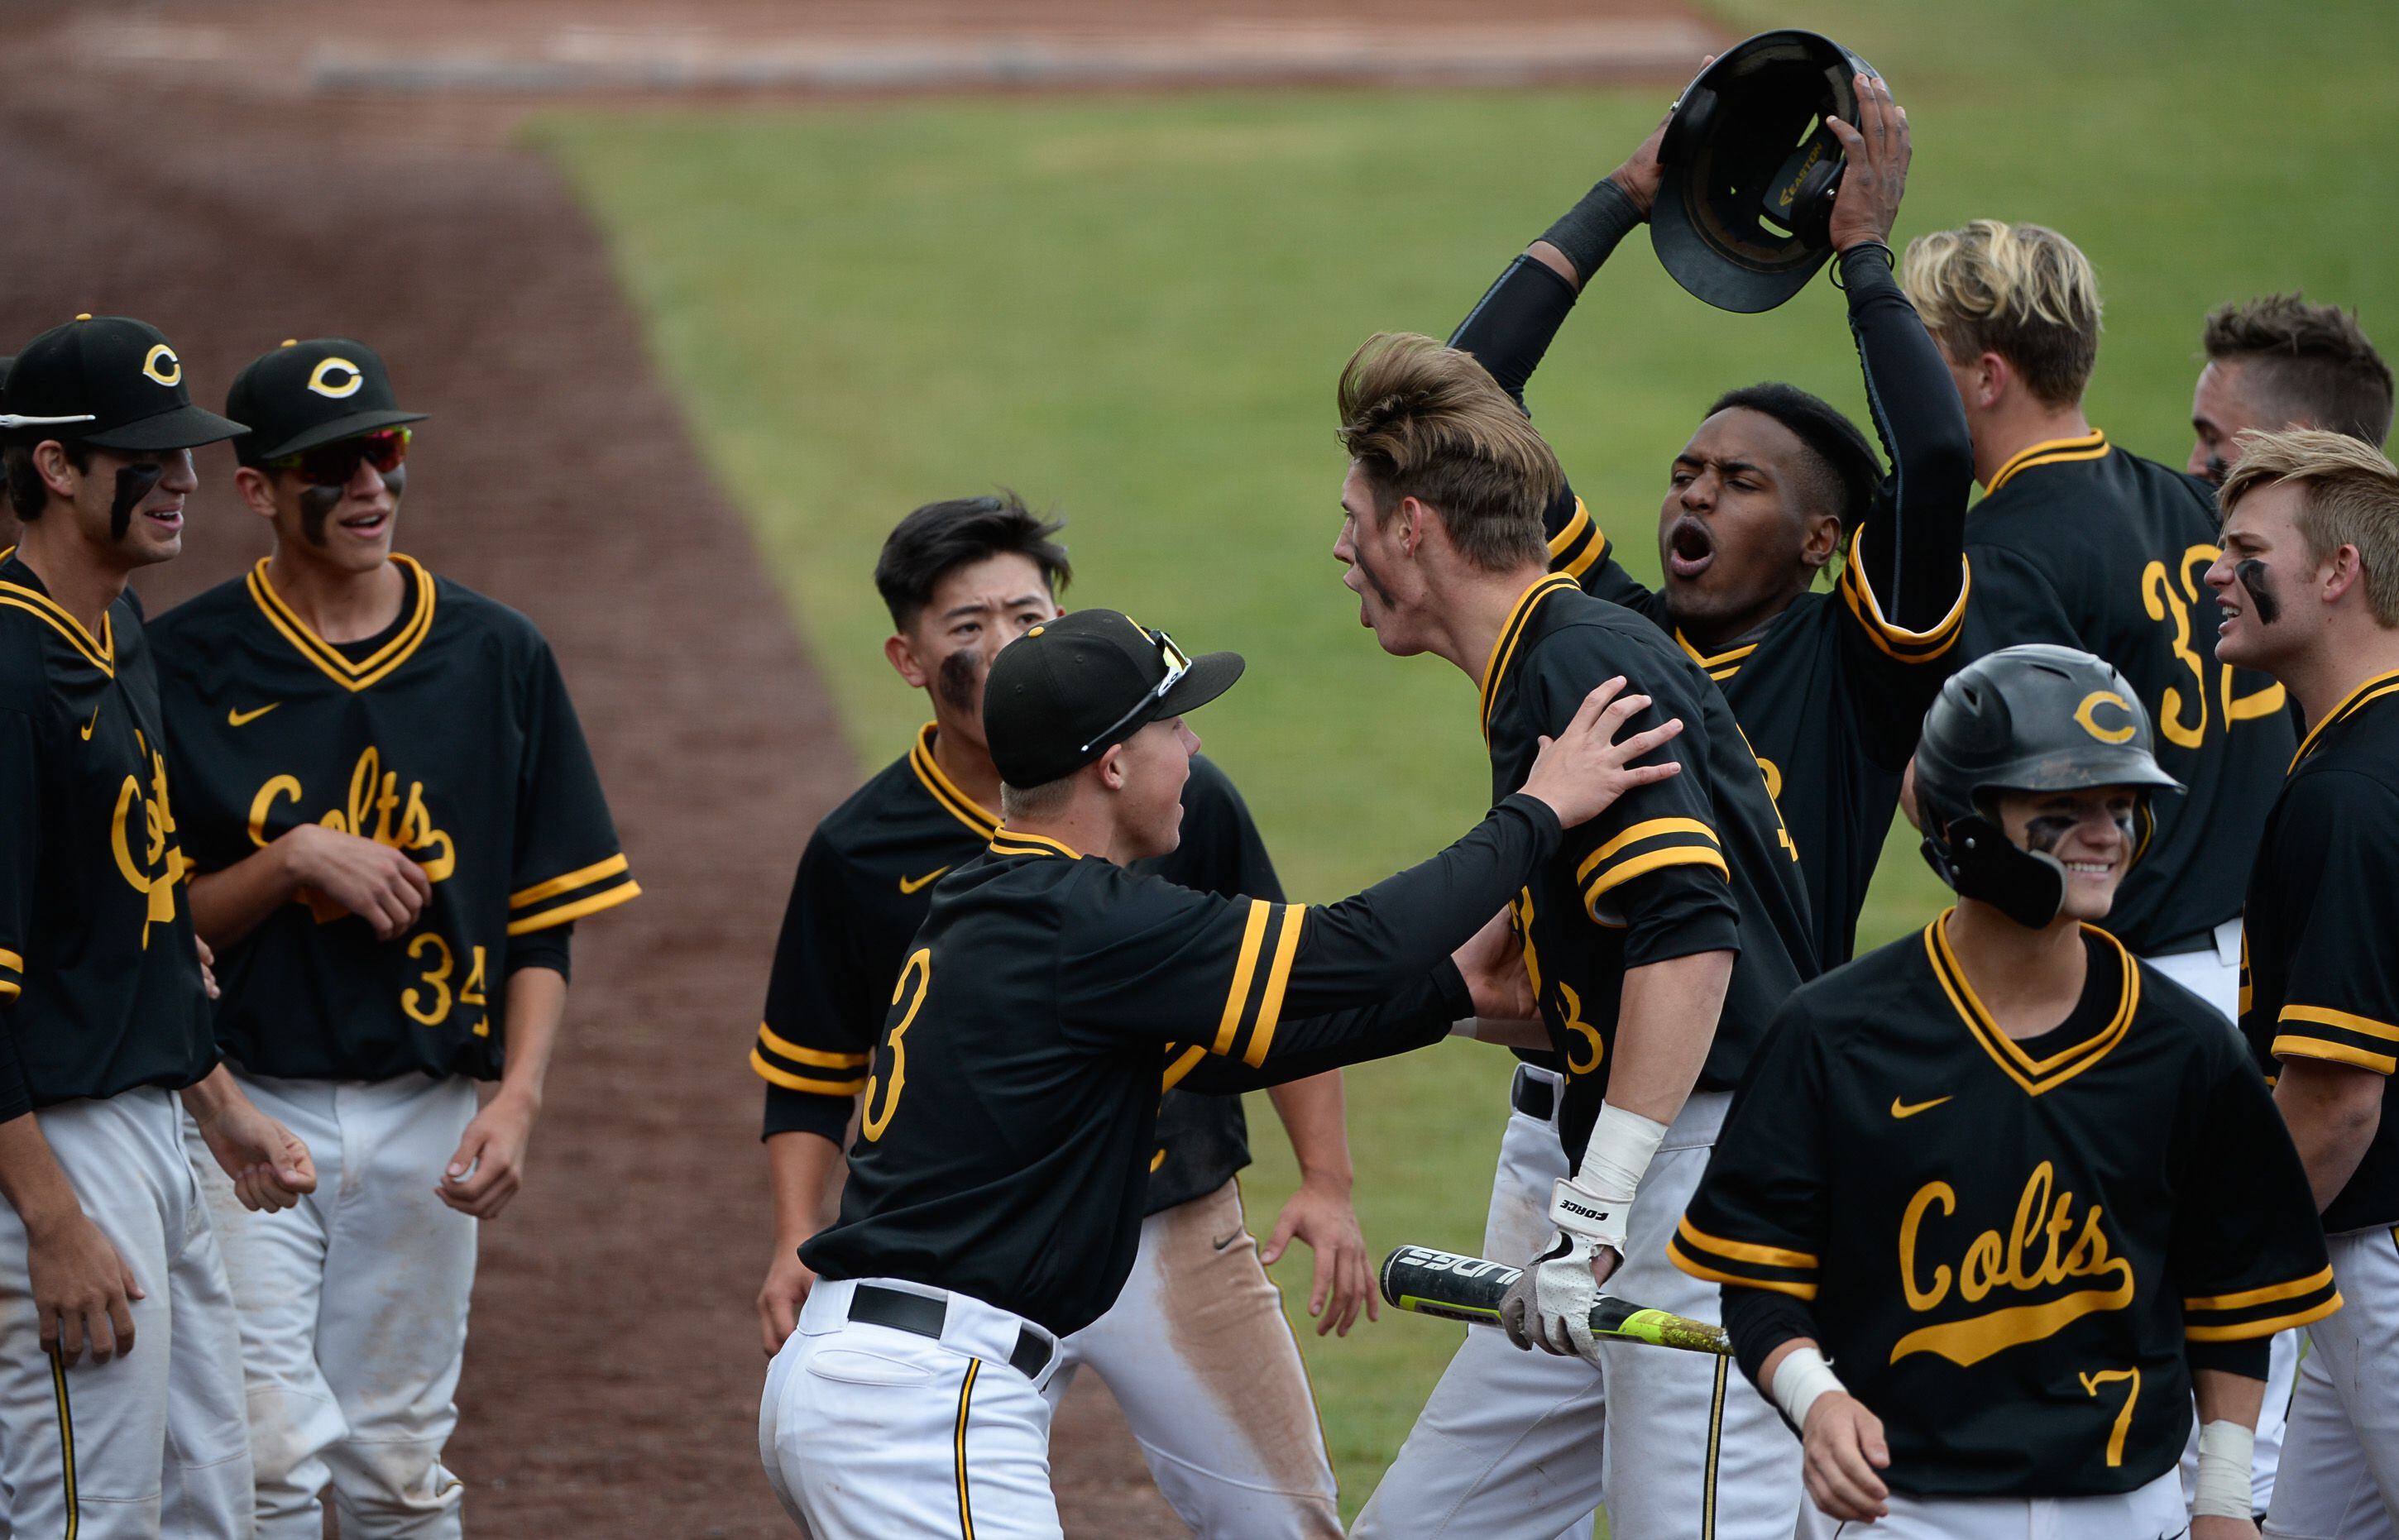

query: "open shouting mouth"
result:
(1666, 516), (1715, 582)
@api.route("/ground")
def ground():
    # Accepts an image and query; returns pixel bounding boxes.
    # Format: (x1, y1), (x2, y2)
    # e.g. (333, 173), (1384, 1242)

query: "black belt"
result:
(850, 1284), (1055, 1380)
(1510, 1064), (1556, 1122)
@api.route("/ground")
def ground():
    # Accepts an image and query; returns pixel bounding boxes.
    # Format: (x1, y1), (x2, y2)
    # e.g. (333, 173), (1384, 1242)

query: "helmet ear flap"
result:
(1786, 151), (1846, 248)
(1927, 812), (2069, 930)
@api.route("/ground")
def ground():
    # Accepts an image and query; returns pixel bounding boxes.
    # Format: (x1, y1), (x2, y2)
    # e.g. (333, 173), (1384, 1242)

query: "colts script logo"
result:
(1892, 1160), (2134, 1366)
(248, 747), (457, 918)
(111, 735), (189, 948)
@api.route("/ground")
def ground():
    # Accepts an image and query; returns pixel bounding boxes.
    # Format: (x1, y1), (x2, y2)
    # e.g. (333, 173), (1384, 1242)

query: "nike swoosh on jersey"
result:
(897, 867), (951, 895)
(79, 709), (98, 740)
(227, 703), (280, 726)
(1891, 1095), (1954, 1119)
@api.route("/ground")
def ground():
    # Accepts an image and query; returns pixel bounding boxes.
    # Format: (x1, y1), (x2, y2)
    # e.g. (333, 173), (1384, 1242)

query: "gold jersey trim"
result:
(504, 878), (639, 935)
(1985, 429), (2110, 495)
(748, 1047), (868, 1097)
(2293, 668), (2399, 768)
(245, 553), (437, 692)
(1925, 911), (2138, 1095)
(510, 852), (630, 910)
(1547, 499), (1610, 582)
(910, 724), (1001, 838)
(1836, 534), (1971, 664)
(988, 829), (1080, 860)
(0, 582), (115, 677)
(1479, 573), (1581, 741)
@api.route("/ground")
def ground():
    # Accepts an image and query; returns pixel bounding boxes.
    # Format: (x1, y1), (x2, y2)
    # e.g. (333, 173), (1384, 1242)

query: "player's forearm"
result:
(2274, 1057), (2384, 1212)
(179, 1063), (247, 1122)
(1602, 949), (1734, 1126)
(1845, 248), (1973, 631)
(0, 1112), (86, 1234)
(767, 1128), (845, 1245)
(1266, 1071), (1353, 1191)
(1284, 795), (1560, 1020)
(187, 840), (307, 947)
(492, 965), (568, 1114)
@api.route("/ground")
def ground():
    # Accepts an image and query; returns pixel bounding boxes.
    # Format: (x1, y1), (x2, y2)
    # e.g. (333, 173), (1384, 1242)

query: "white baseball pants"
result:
(1355, 1079), (1803, 1540)
(763, 1276), (1065, 1538)
(1793, 1467), (2186, 1538)
(1048, 1178), (1341, 1538)
(2148, 921), (2298, 1516)
(2263, 1226), (2399, 1539)
(0, 1087), (252, 1538)
(188, 1070), (478, 1540)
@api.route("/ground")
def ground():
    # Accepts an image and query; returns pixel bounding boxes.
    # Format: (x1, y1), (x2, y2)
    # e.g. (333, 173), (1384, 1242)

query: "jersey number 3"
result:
(863, 949), (931, 1141)
(2143, 546), (2284, 748)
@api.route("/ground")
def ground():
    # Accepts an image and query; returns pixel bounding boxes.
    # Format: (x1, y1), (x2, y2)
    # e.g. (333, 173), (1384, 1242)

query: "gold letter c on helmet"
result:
(306, 357), (364, 399)
(2073, 690), (2138, 744)
(141, 344), (181, 387)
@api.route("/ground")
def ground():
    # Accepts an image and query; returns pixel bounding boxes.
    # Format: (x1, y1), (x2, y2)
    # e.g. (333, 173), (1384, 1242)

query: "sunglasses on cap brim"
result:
(268, 427), (410, 487)
(1078, 628), (1195, 758)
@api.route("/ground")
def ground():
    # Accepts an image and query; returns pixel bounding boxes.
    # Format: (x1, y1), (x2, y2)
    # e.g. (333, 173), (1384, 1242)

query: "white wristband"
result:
(2194, 1419), (2255, 1519)
(1577, 1102), (1670, 1197)
(1770, 1345), (1846, 1432)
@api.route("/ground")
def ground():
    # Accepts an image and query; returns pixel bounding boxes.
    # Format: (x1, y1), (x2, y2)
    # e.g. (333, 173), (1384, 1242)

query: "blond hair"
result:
(1335, 332), (1559, 572)
(2220, 428), (2399, 626)
(1901, 220), (2102, 408)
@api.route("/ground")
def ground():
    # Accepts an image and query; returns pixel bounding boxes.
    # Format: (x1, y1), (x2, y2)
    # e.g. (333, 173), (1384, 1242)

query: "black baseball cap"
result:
(227, 337), (428, 465)
(984, 609), (1244, 788)
(3, 315), (246, 451)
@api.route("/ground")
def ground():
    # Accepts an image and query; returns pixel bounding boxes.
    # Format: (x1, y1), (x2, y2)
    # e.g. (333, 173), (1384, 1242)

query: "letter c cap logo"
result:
(141, 344), (181, 388)
(2073, 690), (2138, 744)
(307, 357), (364, 399)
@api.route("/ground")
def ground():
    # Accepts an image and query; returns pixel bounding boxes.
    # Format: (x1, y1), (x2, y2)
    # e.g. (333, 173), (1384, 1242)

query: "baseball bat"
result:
(1379, 1245), (1733, 1356)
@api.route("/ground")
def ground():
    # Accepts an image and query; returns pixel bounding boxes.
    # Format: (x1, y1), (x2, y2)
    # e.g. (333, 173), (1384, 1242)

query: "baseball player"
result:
(1678, 643), (2338, 1538)
(752, 494), (1373, 1536)
(147, 338), (639, 1538)
(1361, 79), (1971, 1540)
(0, 313), (316, 1538)
(2189, 294), (2390, 485)
(759, 606), (1681, 1538)
(1902, 222), (2306, 1504)
(2206, 430), (2399, 1535)
(1901, 219), (2291, 1016)
(1334, 332), (1818, 1538)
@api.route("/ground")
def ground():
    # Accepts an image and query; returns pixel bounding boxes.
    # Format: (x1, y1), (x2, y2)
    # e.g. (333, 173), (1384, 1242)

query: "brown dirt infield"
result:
(0, 3), (1707, 1533)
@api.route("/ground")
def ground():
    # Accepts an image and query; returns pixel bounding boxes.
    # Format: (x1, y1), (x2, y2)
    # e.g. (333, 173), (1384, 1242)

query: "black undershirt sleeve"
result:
(1444, 176), (1640, 409)
(1842, 247), (1974, 632)
(505, 921), (572, 981)
(1721, 1284), (1824, 1406)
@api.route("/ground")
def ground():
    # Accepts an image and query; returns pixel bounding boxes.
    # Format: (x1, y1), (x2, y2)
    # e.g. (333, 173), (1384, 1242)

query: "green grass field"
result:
(537, 0), (2399, 1522)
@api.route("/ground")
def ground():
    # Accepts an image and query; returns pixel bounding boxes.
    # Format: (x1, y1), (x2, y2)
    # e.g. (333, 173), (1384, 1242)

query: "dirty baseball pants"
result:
(764, 1275), (1067, 1538)
(188, 1070), (478, 1539)
(0, 1087), (253, 1538)
(2263, 1226), (2399, 1539)
(1353, 1076), (1803, 1540)
(1046, 1178), (1342, 1538)
(1792, 1467), (2186, 1538)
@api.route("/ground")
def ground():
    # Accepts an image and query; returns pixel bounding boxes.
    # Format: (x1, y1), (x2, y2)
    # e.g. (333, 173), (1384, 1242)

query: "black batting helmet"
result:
(1651, 31), (1880, 314)
(1914, 644), (2183, 928)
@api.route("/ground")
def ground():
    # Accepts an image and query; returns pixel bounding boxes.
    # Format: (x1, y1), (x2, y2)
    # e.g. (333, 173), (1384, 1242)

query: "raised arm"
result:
(1824, 73), (1972, 635)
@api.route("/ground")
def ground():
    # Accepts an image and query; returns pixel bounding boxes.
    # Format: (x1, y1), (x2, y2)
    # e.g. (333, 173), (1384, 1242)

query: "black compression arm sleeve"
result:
(1843, 246), (1975, 632)
(1448, 256), (1580, 409)
(1721, 1284), (1823, 1404)
(1447, 177), (1641, 409)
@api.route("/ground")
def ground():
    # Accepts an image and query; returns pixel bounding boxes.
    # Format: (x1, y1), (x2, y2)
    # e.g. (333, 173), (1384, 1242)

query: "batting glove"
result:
(1498, 1171), (1630, 1361)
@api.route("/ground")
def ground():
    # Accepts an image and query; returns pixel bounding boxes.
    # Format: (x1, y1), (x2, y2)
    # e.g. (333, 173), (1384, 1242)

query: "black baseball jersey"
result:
(1677, 917), (2339, 1498)
(1959, 436), (2293, 953)
(1483, 575), (1817, 1159)
(149, 555), (636, 1082)
(802, 796), (1563, 1337)
(754, 725), (1281, 1215)
(0, 551), (215, 1120)
(1553, 509), (1964, 966)
(1455, 244), (1973, 968)
(2242, 669), (2399, 1232)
